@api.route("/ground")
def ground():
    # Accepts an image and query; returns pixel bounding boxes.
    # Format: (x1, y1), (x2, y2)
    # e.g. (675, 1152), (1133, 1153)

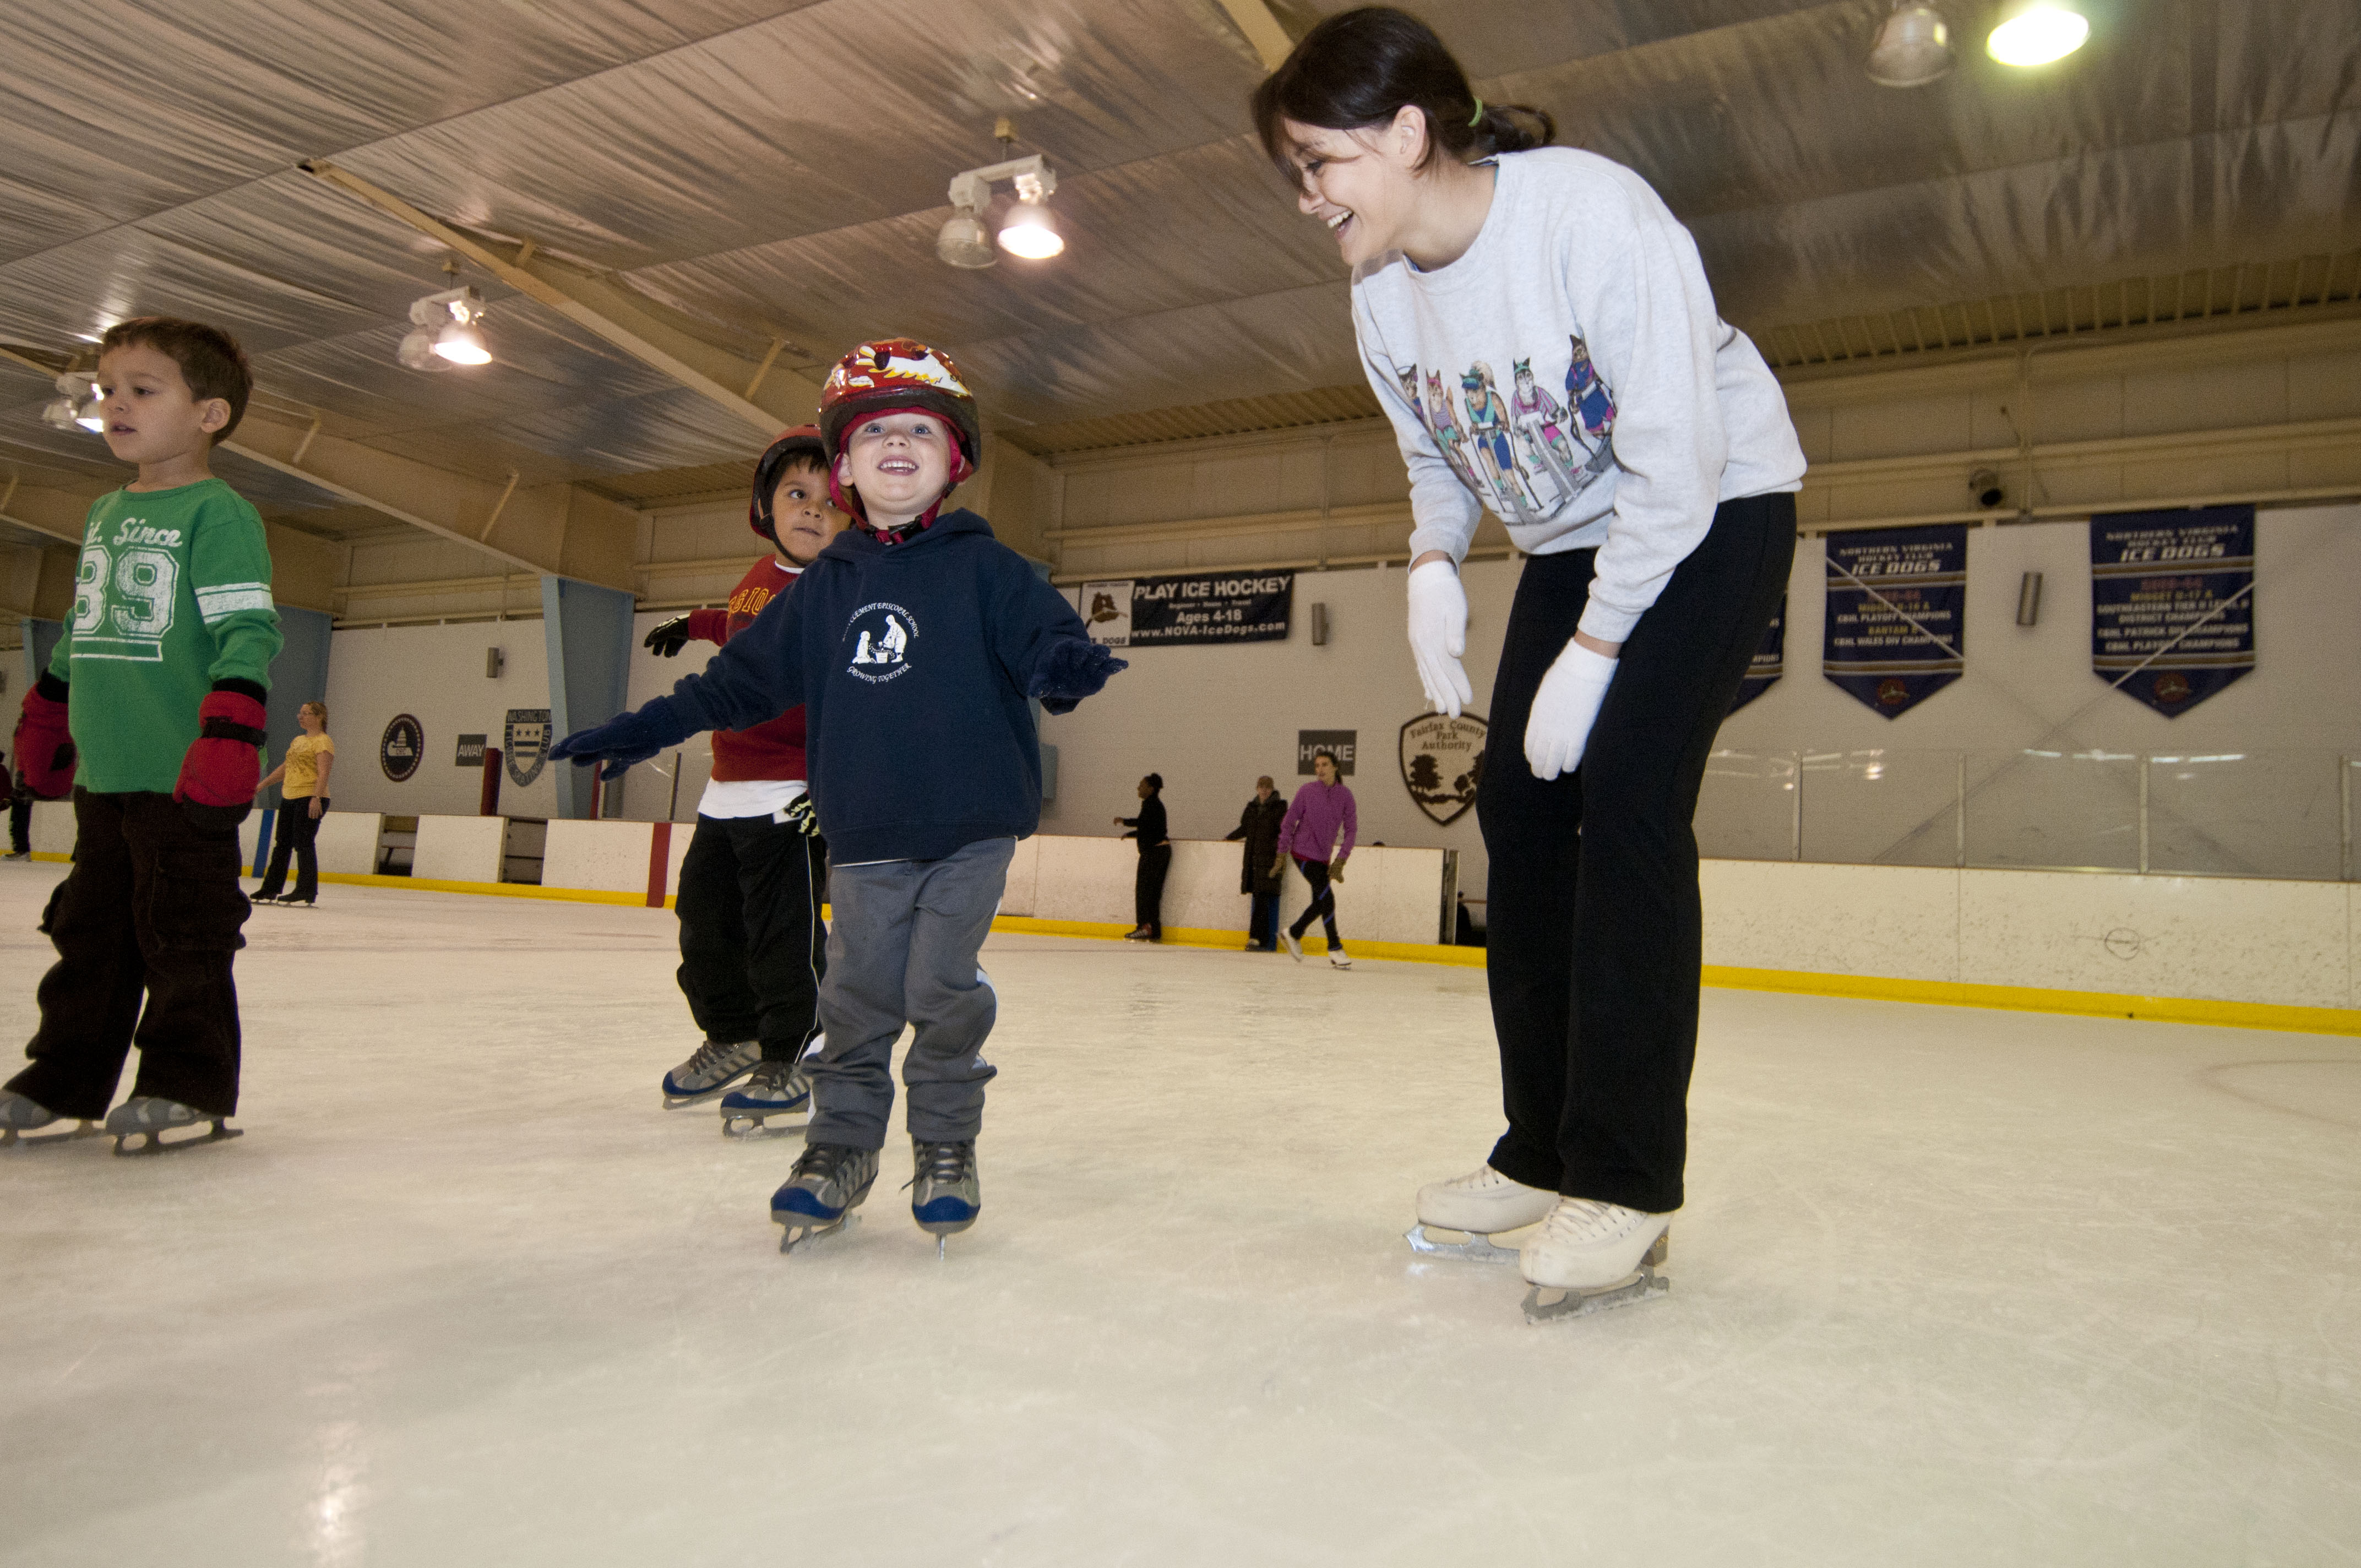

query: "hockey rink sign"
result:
(1079, 570), (1292, 647)
(2090, 505), (2254, 716)
(1823, 526), (1965, 718)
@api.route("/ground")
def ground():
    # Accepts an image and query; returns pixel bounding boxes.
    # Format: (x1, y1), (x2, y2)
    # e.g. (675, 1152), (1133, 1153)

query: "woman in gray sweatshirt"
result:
(1253, 7), (1807, 1312)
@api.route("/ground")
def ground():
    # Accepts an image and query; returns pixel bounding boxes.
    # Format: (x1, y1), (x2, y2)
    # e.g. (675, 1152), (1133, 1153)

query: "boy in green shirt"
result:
(0, 317), (282, 1153)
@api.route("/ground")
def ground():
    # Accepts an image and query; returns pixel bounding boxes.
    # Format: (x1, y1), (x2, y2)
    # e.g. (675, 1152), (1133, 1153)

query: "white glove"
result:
(1405, 559), (1474, 717)
(1524, 639), (1618, 781)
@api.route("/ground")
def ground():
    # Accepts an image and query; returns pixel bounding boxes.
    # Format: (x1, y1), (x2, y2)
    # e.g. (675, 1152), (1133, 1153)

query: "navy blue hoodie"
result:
(666, 509), (1092, 864)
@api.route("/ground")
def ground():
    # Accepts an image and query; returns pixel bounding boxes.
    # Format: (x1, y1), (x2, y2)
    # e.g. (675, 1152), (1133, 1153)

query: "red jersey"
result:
(688, 556), (808, 782)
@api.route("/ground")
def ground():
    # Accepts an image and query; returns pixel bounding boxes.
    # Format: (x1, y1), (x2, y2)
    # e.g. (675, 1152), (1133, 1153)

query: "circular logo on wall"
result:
(380, 714), (424, 782)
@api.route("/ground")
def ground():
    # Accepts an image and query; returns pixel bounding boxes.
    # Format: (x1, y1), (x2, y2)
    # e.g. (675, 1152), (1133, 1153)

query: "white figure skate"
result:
(1519, 1197), (1673, 1324)
(1405, 1164), (1559, 1264)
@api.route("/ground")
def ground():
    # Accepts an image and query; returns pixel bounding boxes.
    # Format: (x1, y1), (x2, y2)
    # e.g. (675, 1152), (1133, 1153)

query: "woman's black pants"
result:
(1134, 844), (1171, 938)
(1287, 856), (1341, 945)
(1477, 491), (1794, 1215)
(258, 797), (327, 902)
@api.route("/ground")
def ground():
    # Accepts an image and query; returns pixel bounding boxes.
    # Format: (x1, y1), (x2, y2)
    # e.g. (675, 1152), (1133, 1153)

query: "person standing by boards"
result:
(1225, 775), (1287, 951)
(1252, 8), (1806, 1317)
(254, 701), (334, 906)
(1114, 773), (1169, 942)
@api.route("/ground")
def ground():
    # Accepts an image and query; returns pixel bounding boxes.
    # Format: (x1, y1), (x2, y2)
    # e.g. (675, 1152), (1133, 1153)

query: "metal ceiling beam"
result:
(1211, 0), (1296, 71)
(297, 158), (824, 437)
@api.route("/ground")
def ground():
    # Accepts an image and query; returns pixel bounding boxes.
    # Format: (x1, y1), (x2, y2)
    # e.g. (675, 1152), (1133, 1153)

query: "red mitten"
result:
(13, 677), (77, 799)
(173, 690), (268, 814)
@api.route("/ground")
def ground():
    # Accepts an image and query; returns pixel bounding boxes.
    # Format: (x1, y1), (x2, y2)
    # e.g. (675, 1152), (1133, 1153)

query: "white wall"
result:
(1040, 556), (1519, 901)
(322, 620), (564, 820)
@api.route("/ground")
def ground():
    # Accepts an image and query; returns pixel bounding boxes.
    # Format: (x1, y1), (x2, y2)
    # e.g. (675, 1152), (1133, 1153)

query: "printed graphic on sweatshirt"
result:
(844, 601), (918, 683)
(69, 515), (237, 662)
(1393, 335), (1617, 524)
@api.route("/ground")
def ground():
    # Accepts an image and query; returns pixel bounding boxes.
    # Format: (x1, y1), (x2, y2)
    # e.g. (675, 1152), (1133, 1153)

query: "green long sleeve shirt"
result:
(48, 477), (283, 794)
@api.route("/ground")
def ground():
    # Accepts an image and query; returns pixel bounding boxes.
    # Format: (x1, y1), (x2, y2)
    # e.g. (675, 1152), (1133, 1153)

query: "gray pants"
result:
(809, 836), (1013, 1150)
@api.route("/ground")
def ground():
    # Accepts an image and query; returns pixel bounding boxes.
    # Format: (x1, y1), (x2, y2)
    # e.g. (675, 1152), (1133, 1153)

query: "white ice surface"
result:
(1, 866), (2357, 1566)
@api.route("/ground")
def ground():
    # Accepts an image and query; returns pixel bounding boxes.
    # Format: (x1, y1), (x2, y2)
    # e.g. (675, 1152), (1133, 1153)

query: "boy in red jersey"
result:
(641, 428), (846, 1133)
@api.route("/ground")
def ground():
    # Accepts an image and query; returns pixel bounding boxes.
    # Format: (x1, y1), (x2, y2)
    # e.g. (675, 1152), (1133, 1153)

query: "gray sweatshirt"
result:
(1352, 147), (1807, 643)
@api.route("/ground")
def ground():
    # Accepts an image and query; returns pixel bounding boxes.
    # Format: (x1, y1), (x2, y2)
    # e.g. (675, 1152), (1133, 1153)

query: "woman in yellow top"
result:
(255, 702), (334, 907)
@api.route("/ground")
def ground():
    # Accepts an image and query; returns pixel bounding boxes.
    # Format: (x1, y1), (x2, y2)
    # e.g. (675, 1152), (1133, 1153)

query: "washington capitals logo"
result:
(845, 601), (918, 683)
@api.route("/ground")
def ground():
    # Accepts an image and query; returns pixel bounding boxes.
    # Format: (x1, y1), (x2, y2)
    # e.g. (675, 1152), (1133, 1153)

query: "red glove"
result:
(173, 689), (268, 821)
(13, 677), (77, 799)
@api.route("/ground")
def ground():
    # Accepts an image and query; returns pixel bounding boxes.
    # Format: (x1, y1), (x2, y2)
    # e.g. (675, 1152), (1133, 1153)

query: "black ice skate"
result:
(907, 1138), (981, 1257)
(104, 1096), (242, 1156)
(770, 1142), (878, 1253)
(0, 1091), (100, 1149)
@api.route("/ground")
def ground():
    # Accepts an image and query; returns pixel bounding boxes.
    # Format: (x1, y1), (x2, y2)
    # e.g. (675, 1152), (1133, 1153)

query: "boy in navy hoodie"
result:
(552, 340), (1124, 1252)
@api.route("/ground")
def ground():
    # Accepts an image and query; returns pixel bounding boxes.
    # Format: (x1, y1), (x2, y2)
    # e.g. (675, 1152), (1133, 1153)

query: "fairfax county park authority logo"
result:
(844, 602), (918, 683)
(379, 714), (423, 783)
(1399, 712), (1487, 826)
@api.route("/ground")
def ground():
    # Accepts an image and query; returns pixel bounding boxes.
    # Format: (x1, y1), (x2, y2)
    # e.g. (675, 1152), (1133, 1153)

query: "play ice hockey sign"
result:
(1079, 570), (1292, 647)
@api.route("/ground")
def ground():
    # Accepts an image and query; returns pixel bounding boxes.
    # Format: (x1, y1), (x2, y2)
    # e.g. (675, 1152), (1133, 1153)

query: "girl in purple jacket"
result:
(1271, 750), (1357, 969)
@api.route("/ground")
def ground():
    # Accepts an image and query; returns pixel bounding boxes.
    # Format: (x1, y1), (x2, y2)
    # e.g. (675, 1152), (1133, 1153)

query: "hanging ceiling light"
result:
(935, 126), (1065, 268)
(1987, 2), (2090, 66)
(398, 265), (493, 371)
(39, 369), (104, 434)
(1865, 2), (1952, 87)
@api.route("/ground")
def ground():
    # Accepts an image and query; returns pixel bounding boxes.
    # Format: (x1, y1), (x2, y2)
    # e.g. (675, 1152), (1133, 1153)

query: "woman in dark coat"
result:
(1115, 774), (1171, 942)
(1225, 774), (1287, 951)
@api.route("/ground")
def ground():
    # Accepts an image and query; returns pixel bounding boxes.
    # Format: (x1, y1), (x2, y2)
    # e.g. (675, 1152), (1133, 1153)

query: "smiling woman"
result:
(1250, 7), (1811, 1319)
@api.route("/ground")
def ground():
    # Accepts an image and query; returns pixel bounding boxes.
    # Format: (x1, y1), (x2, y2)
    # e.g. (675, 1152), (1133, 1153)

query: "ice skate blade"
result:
(720, 1111), (810, 1139)
(1405, 1222), (1522, 1265)
(774, 1211), (858, 1254)
(661, 1080), (749, 1110)
(1522, 1266), (1669, 1324)
(112, 1121), (241, 1157)
(1, 1120), (100, 1150)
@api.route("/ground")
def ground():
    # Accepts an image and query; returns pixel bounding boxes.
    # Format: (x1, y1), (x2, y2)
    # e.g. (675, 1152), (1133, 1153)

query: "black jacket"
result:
(665, 509), (1101, 863)
(1119, 794), (1167, 856)
(1226, 793), (1287, 894)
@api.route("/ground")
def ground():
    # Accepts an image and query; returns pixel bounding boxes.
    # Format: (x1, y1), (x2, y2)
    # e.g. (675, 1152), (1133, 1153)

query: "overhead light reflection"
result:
(1988, 3), (2089, 66)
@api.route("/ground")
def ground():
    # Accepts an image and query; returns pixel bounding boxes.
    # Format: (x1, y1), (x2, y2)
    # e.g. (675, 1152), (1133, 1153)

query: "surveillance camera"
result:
(1968, 467), (2006, 509)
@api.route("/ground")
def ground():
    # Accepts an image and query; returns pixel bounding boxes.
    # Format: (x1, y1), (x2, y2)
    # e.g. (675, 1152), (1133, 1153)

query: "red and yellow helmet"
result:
(819, 338), (982, 488)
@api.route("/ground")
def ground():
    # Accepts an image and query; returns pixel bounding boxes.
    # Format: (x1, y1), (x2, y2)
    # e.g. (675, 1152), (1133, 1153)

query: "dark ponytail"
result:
(1250, 6), (1554, 183)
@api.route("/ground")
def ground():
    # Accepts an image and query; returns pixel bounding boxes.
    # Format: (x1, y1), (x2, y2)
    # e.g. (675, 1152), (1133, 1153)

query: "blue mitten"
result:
(1029, 638), (1128, 715)
(550, 697), (697, 780)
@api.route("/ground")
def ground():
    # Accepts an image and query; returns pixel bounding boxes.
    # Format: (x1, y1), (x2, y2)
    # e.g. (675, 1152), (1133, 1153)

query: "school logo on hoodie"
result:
(844, 601), (918, 683)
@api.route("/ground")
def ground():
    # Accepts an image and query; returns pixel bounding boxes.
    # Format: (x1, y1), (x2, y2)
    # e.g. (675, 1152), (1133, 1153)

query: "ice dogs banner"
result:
(1822, 526), (1966, 718)
(2090, 506), (2255, 717)
(1080, 570), (1292, 647)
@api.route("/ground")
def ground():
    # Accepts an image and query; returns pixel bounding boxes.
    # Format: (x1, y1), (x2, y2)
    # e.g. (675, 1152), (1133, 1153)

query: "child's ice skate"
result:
(0, 1091), (99, 1149)
(909, 1137), (980, 1257)
(1406, 1163), (1558, 1264)
(104, 1096), (242, 1156)
(660, 1037), (759, 1108)
(719, 1060), (813, 1139)
(1518, 1197), (1672, 1324)
(771, 1142), (878, 1253)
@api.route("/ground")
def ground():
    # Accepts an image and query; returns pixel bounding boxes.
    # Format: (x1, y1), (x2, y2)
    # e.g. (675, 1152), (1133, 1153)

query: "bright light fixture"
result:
(1865, 2), (1952, 87)
(399, 282), (492, 371)
(935, 151), (1063, 268)
(1987, 2), (2089, 66)
(40, 370), (104, 434)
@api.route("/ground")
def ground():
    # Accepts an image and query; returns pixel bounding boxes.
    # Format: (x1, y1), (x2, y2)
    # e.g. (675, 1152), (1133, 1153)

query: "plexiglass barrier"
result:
(1698, 749), (2357, 880)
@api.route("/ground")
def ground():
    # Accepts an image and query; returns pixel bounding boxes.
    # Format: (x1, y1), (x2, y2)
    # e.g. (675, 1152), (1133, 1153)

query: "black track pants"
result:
(1478, 492), (1794, 1214)
(1134, 843), (1170, 937)
(674, 813), (828, 1063)
(7, 790), (249, 1118)
(258, 797), (327, 902)
(1287, 855), (1341, 944)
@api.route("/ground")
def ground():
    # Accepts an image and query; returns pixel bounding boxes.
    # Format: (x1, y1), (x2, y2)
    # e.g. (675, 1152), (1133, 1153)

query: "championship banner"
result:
(2090, 505), (2255, 716)
(1080, 570), (1292, 647)
(1726, 593), (1786, 714)
(1822, 525), (1965, 718)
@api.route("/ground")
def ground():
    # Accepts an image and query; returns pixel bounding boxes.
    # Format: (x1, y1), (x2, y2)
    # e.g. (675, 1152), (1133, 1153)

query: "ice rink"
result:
(2, 863), (2357, 1566)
